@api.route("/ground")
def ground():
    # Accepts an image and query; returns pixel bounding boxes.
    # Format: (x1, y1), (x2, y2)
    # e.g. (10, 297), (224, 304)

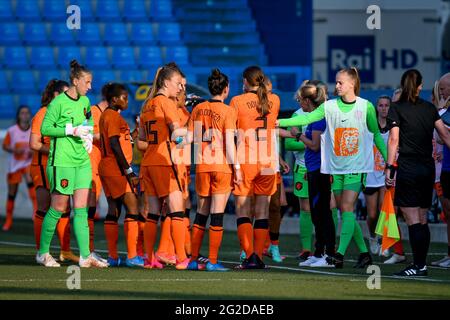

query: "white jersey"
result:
(3, 124), (32, 173)
(366, 129), (389, 187)
(321, 97), (374, 174)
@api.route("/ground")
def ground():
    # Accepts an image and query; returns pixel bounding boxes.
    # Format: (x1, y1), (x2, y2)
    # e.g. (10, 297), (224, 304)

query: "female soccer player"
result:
(231, 66), (280, 269)
(99, 83), (143, 268)
(278, 67), (386, 268)
(30, 79), (79, 263)
(138, 63), (189, 270)
(2, 106), (36, 231)
(186, 68), (240, 271)
(36, 60), (107, 268)
(364, 95), (391, 255)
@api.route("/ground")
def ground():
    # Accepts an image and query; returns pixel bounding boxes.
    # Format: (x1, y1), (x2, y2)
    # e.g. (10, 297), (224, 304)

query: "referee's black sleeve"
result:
(387, 103), (400, 129)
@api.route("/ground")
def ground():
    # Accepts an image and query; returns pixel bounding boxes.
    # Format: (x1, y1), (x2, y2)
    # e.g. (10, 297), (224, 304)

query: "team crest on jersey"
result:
(60, 179), (69, 188)
(295, 182), (303, 190)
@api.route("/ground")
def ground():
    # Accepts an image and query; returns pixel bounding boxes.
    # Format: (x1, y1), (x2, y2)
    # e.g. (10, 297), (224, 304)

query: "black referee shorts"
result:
(394, 157), (435, 208)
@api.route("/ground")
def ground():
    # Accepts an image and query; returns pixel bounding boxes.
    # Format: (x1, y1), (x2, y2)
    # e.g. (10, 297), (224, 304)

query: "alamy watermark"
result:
(66, 5), (81, 30)
(66, 265), (81, 290)
(366, 265), (381, 290)
(366, 5), (381, 30)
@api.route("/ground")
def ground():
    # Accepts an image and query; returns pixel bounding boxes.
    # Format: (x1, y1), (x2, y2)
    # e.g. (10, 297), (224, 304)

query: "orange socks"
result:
(143, 214), (159, 260)
(137, 215), (146, 257)
(124, 214), (139, 259)
(104, 216), (119, 259)
(254, 219), (269, 258)
(56, 212), (71, 252)
(157, 215), (172, 255)
(33, 210), (46, 249)
(184, 209), (192, 256)
(191, 213), (208, 260)
(88, 207), (96, 252)
(3, 196), (15, 230)
(170, 212), (187, 262)
(237, 217), (254, 257)
(209, 214), (224, 265)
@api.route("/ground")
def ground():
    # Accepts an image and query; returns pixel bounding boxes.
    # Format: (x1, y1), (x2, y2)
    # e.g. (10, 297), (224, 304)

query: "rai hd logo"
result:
(327, 35), (375, 83)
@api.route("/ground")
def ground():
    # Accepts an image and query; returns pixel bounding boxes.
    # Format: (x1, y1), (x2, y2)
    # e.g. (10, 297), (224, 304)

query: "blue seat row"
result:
(0, 0), (174, 22)
(0, 45), (189, 70)
(0, 22), (181, 46)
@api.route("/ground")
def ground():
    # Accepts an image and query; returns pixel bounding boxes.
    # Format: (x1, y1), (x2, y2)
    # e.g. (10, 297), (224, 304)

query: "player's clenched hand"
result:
(126, 172), (140, 188)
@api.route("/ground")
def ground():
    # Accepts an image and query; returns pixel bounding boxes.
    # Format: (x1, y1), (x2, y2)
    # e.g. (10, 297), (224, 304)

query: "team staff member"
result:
(386, 69), (450, 276)
(37, 60), (107, 268)
(278, 67), (385, 268)
(30, 79), (79, 263)
(138, 63), (190, 270)
(231, 66), (280, 269)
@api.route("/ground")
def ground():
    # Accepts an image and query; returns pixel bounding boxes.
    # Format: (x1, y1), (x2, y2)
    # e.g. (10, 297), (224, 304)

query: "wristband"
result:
(234, 164), (241, 170)
(385, 164), (397, 170)
(125, 167), (133, 175)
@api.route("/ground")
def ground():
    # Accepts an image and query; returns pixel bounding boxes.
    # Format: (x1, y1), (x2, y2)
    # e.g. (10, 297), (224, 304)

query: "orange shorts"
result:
(276, 172), (282, 184)
(141, 165), (186, 198)
(233, 165), (277, 196)
(30, 164), (49, 189)
(434, 182), (443, 198)
(7, 166), (30, 185)
(100, 175), (132, 199)
(196, 171), (233, 197)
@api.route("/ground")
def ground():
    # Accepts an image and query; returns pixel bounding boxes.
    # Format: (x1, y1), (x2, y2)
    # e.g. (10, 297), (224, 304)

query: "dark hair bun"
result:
(70, 60), (80, 69)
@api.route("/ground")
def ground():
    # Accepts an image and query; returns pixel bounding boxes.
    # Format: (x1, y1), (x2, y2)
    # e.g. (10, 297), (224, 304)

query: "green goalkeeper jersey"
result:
(41, 92), (93, 167)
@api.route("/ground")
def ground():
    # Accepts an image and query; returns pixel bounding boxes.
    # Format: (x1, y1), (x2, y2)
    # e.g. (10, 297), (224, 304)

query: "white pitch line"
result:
(1, 241), (449, 284)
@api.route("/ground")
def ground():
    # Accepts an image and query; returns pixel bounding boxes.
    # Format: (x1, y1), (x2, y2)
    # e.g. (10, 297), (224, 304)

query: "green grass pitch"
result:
(0, 218), (449, 300)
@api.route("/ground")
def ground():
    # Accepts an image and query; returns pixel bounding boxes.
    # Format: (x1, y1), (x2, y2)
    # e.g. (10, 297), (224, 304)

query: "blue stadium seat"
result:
(30, 47), (56, 69)
(49, 23), (76, 45)
(68, 0), (94, 21)
(95, 0), (121, 21)
(137, 46), (163, 68)
(84, 46), (110, 69)
(92, 70), (116, 93)
(130, 23), (155, 45)
(18, 94), (41, 113)
(3, 47), (28, 69)
(0, 71), (9, 93)
(0, 23), (21, 45)
(104, 23), (129, 45)
(120, 70), (146, 83)
(123, 0), (148, 22)
(38, 70), (64, 92)
(0, 95), (16, 118)
(0, 1), (13, 21)
(157, 23), (181, 43)
(112, 47), (136, 68)
(150, 0), (173, 20)
(42, 0), (67, 21)
(23, 23), (48, 45)
(11, 71), (36, 93)
(57, 47), (82, 68)
(165, 46), (189, 65)
(75, 23), (101, 45)
(15, 0), (41, 21)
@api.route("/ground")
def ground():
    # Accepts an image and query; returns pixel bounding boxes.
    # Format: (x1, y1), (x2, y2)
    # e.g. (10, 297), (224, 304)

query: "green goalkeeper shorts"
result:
(331, 173), (366, 195)
(293, 164), (309, 198)
(47, 164), (92, 195)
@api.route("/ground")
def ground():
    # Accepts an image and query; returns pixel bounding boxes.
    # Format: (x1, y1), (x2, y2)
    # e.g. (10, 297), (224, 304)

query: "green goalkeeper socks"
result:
(73, 207), (90, 259)
(39, 207), (62, 255)
(353, 219), (368, 253)
(337, 211), (355, 255)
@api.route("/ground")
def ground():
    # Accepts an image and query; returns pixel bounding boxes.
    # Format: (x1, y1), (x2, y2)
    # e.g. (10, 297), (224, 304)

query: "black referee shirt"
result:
(387, 98), (440, 158)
